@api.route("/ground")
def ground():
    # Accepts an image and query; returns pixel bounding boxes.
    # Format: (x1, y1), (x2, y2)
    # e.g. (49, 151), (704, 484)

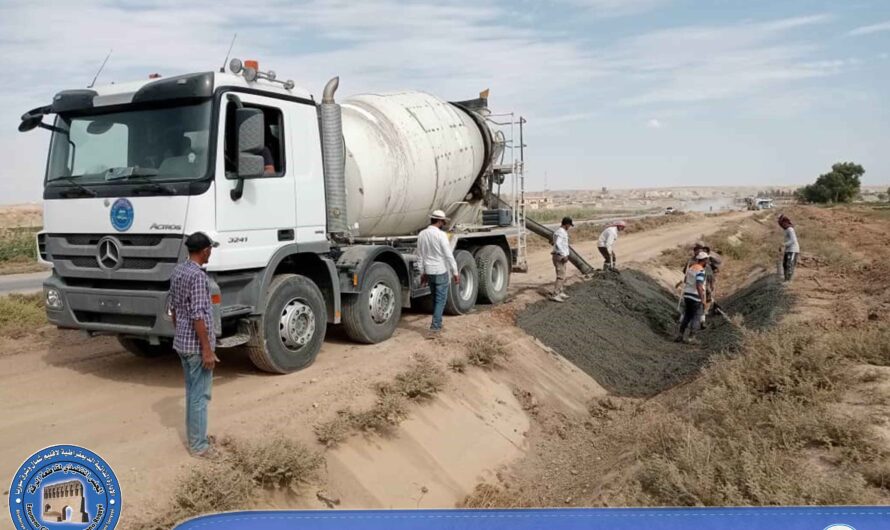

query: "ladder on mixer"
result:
(485, 112), (528, 272)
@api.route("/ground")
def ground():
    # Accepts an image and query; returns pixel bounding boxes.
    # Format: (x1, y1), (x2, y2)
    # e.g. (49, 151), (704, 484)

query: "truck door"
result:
(215, 93), (297, 259)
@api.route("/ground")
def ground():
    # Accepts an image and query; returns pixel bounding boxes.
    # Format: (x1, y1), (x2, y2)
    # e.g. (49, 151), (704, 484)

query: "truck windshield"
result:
(46, 101), (212, 185)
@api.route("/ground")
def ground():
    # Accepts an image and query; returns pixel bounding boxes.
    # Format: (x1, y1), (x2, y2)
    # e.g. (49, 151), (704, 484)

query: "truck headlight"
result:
(45, 288), (63, 310)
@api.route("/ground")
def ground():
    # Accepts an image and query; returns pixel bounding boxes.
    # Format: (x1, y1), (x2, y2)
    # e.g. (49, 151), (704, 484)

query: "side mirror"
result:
(236, 108), (265, 179)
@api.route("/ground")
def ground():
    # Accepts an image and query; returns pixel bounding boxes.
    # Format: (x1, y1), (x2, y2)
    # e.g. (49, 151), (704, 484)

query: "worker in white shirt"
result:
(550, 216), (573, 302)
(778, 214), (800, 281)
(417, 209), (460, 336)
(597, 220), (626, 271)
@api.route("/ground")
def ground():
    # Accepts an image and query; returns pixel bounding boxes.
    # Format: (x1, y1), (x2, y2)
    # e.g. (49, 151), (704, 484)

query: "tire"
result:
(117, 336), (173, 358)
(445, 249), (479, 315)
(246, 274), (327, 374)
(342, 262), (402, 344)
(475, 245), (510, 304)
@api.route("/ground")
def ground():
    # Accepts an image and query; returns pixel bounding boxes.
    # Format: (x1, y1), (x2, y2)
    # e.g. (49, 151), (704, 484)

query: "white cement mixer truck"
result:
(19, 58), (529, 373)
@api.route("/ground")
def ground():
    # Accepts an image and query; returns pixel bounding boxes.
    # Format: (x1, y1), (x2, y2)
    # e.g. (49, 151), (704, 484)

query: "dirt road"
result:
(0, 211), (750, 521)
(0, 270), (49, 295)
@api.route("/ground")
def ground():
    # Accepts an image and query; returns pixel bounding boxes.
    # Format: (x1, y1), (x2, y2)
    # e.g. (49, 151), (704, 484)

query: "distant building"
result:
(524, 196), (554, 210)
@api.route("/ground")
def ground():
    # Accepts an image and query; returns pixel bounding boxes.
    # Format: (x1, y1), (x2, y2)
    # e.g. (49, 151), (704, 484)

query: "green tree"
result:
(798, 162), (864, 204)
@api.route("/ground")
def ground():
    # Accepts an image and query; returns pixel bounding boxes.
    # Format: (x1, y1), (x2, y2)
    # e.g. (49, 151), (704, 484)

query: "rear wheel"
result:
(445, 249), (479, 315)
(117, 337), (173, 358)
(475, 245), (510, 304)
(246, 274), (327, 374)
(342, 262), (402, 344)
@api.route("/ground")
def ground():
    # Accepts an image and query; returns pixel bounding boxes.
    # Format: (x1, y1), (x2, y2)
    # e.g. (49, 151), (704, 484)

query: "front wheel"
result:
(246, 274), (327, 374)
(342, 262), (403, 344)
(445, 249), (479, 315)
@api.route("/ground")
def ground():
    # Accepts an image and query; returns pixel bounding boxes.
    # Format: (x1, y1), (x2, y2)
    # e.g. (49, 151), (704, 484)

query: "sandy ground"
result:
(0, 211), (751, 525)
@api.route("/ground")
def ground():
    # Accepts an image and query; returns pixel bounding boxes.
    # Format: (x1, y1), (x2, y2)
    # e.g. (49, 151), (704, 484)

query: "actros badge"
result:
(8, 444), (121, 530)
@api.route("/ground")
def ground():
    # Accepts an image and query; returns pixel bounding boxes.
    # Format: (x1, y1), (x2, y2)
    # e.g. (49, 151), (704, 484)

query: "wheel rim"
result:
(279, 298), (316, 351)
(491, 259), (506, 292)
(459, 266), (475, 301)
(368, 281), (396, 324)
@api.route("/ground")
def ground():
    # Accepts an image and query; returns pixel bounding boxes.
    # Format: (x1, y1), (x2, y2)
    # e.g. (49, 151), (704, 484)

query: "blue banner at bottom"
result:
(174, 507), (890, 530)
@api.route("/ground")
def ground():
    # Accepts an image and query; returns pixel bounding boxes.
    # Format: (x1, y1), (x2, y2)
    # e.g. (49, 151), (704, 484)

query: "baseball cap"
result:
(562, 216), (574, 226)
(695, 251), (710, 260)
(185, 232), (219, 252)
(431, 209), (448, 221)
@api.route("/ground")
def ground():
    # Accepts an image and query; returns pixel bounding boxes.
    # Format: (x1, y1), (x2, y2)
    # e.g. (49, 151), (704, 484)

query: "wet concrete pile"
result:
(518, 270), (786, 397)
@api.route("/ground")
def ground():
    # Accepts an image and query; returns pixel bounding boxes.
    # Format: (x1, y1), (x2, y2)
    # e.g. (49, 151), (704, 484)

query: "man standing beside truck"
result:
(418, 210), (460, 337)
(550, 217), (573, 302)
(169, 232), (220, 457)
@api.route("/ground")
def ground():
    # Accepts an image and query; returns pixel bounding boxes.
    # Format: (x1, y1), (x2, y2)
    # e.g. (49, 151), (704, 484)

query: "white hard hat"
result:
(695, 251), (710, 260)
(430, 209), (448, 220)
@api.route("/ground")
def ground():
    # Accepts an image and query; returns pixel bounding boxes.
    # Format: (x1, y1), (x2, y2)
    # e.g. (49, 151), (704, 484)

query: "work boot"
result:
(557, 292), (570, 301)
(549, 294), (565, 303)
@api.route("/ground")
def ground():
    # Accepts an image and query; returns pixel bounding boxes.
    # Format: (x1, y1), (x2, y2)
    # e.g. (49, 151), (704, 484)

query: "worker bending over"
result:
(676, 250), (709, 344)
(597, 220), (626, 271)
(682, 241), (722, 319)
(550, 217), (573, 302)
(778, 214), (800, 281)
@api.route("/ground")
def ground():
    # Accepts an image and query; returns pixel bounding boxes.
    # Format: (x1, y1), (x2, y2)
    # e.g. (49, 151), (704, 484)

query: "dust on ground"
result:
(517, 269), (785, 397)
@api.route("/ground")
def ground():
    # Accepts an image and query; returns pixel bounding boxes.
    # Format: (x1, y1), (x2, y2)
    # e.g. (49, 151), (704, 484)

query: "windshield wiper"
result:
(105, 167), (176, 194)
(51, 176), (97, 197)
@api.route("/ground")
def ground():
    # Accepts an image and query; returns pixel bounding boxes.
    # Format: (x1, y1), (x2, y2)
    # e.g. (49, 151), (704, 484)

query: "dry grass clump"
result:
(130, 435), (322, 530)
(611, 325), (886, 505)
(348, 393), (409, 435)
(829, 326), (890, 366)
(0, 293), (45, 336)
(381, 353), (446, 401)
(465, 334), (510, 368)
(459, 483), (528, 508)
(448, 357), (467, 373)
(225, 434), (324, 489)
(315, 354), (445, 447)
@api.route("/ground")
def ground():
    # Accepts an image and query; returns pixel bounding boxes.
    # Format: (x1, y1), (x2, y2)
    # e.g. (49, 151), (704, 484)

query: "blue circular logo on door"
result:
(8, 444), (122, 530)
(109, 199), (134, 232)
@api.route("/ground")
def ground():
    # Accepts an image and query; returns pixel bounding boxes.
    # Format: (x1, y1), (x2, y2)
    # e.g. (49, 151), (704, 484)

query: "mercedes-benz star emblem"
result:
(96, 237), (123, 270)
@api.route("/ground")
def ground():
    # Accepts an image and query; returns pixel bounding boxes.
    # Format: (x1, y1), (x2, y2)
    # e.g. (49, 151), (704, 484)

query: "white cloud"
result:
(646, 118), (663, 128)
(560, 0), (671, 17)
(604, 14), (839, 106)
(848, 20), (890, 36)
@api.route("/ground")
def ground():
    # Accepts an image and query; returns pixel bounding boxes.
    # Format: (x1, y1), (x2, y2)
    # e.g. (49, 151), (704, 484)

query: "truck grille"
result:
(44, 233), (186, 282)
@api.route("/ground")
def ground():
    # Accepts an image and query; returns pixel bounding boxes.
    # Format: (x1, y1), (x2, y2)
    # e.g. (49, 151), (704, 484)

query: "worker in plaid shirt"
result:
(169, 232), (219, 457)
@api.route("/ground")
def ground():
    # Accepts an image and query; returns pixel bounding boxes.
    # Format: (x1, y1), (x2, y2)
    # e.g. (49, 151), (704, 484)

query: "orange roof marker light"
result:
(228, 57), (295, 90)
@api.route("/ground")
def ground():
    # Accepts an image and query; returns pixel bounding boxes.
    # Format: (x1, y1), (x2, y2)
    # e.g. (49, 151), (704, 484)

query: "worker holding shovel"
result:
(597, 220), (626, 271)
(676, 250), (709, 344)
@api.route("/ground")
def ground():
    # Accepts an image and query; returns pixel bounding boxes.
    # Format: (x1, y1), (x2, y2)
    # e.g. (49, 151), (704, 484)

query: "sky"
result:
(1, 0), (888, 203)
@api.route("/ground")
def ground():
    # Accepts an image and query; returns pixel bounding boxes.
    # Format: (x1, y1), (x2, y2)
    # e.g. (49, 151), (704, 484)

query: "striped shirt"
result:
(169, 260), (215, 355)
(683, 263), (706, 301)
